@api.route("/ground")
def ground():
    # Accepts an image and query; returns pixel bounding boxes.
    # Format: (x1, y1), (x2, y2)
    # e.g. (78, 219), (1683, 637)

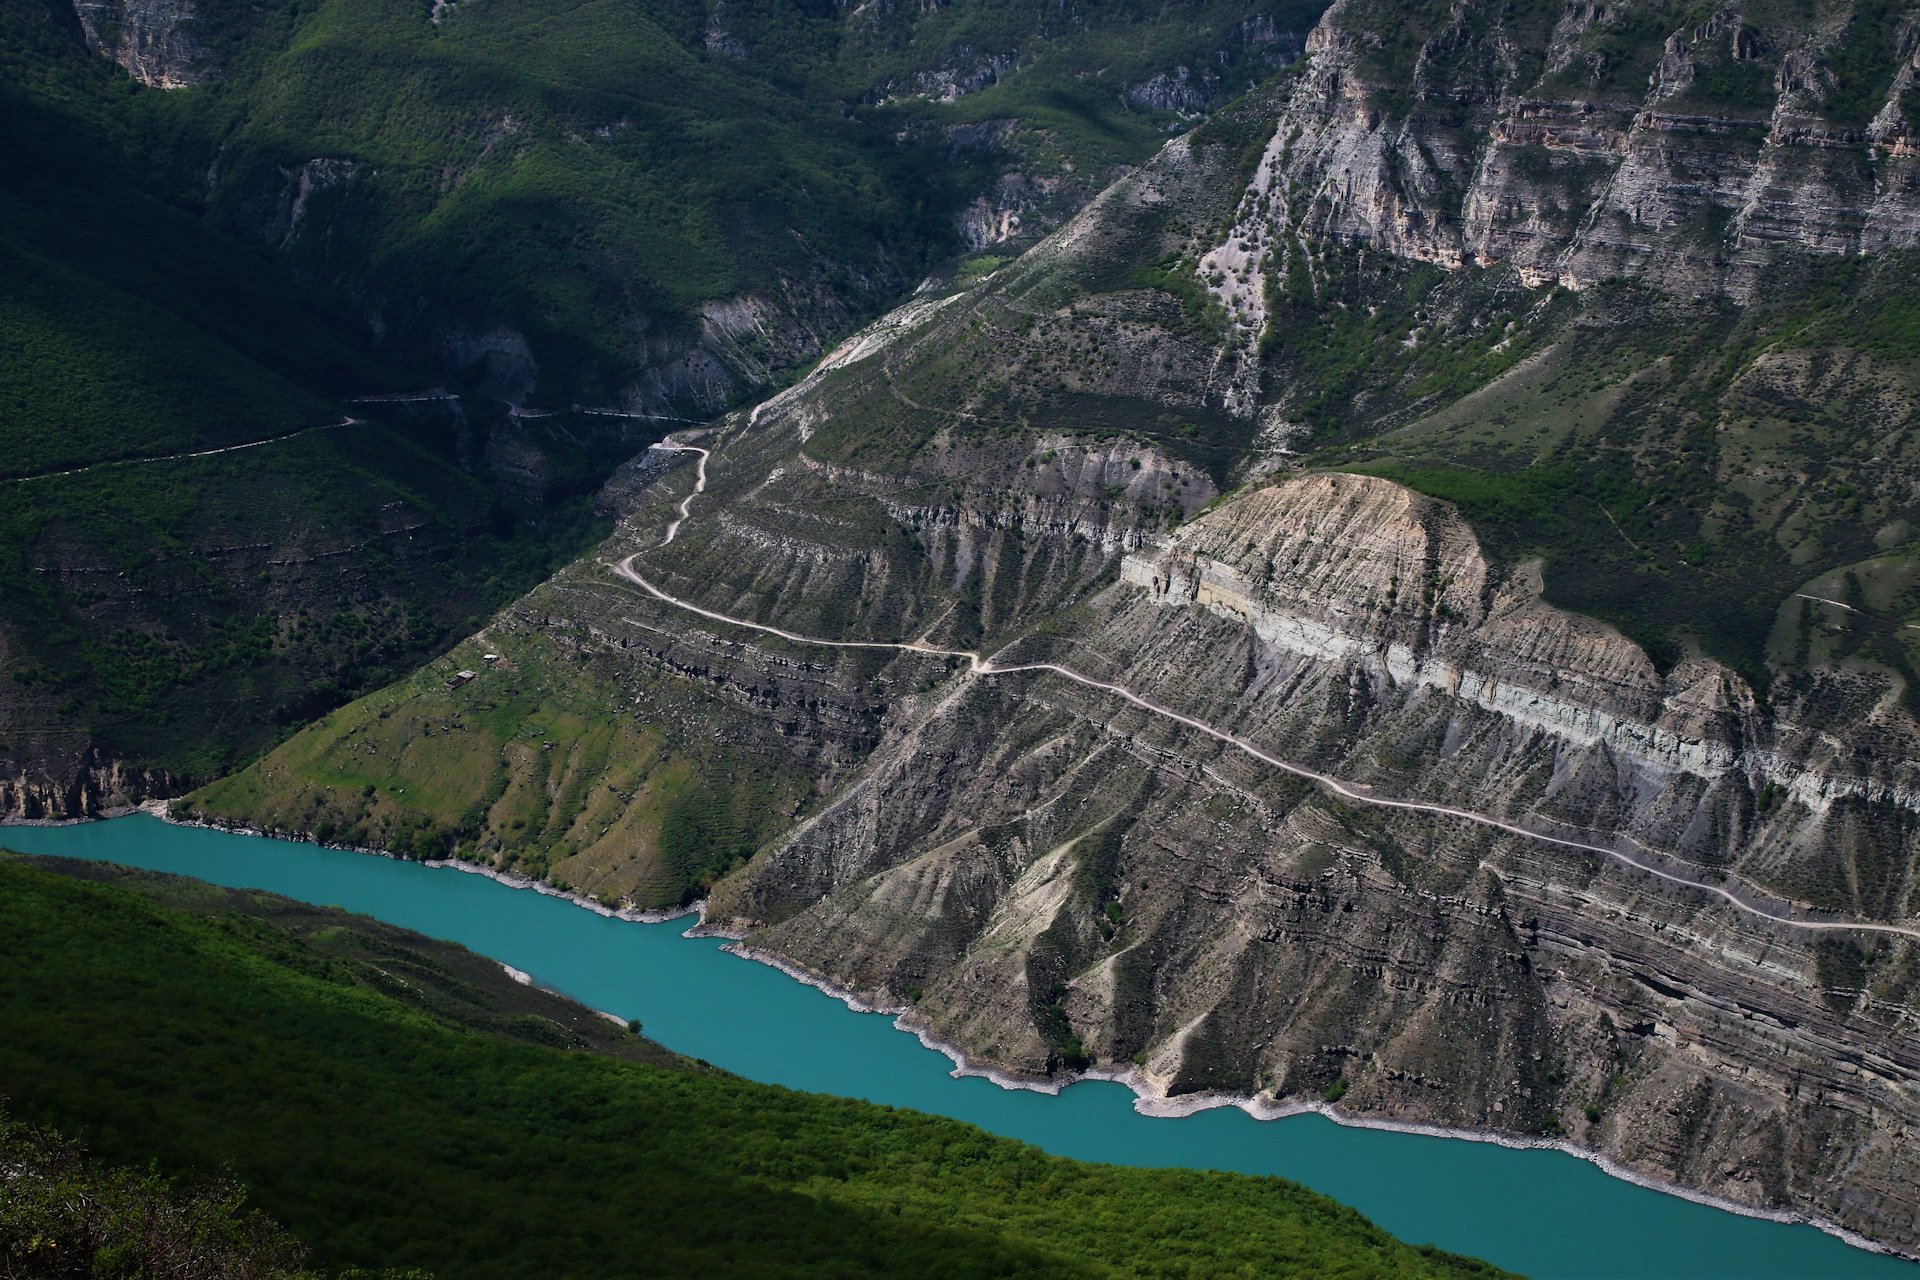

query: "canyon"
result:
(21, 0), (1920, 1259)
(205, 280), (1920, 1256)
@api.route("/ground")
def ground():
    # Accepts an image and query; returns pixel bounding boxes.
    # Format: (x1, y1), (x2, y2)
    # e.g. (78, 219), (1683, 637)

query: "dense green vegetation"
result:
(0, 1110), (348, 1280)
(1261, 253), (1568, 433)
(0, 2), (653, 783)
(10, 0), (1321, 407)
(0, 855), (1508, 1279)
(0, 408), (628, 778)
(0, 0), (401, 476)
(185, 626), (811, 907)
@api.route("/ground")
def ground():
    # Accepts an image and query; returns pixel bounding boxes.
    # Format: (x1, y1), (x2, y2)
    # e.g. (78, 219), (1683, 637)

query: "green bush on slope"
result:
(0, 1111), (324, 1280)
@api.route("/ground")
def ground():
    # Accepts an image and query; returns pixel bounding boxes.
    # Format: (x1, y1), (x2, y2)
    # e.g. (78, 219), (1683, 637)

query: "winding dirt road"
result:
(613, 441), (1920, 945)
(8, 417), (361, 484)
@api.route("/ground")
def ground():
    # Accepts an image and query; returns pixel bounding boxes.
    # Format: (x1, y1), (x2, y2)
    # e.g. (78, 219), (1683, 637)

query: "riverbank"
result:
(154, 804), (703, 926)
(10, 806), (1911, 1269)
(718, 929), (1912, 1265)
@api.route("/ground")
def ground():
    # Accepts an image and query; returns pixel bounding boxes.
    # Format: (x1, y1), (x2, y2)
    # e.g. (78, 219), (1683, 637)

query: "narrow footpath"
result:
(612, 441), (1920, 945)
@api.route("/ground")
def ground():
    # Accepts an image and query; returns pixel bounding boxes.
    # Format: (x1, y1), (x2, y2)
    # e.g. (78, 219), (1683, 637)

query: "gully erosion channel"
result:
(4, 815), (1917, 1280)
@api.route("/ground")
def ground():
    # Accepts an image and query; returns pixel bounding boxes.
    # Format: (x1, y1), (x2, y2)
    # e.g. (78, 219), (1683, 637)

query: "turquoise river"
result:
(4, 814), (1915, 1280)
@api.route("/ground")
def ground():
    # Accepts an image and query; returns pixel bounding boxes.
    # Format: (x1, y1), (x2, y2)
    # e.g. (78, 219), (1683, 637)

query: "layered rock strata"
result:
(680, 460), (1920, 1252)
(1204, 0), (1920, 331)
(199, 275), (1920, 1248)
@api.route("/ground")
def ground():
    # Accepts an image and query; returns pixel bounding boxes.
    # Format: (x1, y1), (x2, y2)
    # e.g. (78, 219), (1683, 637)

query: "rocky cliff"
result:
(684, 448), (1920, 1252)
(67, 0), (207, 86)
(1204, 0), (1920, 332)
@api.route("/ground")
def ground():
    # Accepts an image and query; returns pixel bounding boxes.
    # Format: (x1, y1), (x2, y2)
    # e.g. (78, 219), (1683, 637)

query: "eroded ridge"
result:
(612, 441), (1920, 945)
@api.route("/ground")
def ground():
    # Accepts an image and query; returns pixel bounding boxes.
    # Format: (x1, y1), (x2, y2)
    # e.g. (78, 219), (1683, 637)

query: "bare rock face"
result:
(955, 173), (1086, 252)
(1126, 66), (1222, 115)
(437, 326), (540, 405)
(208, 222), (1920, 1249)
(0, 744), (176, 821)
(70, 0), (208, 87)
(1204, 0), (1920, 329)
(685, 460), (1920, 1251)
(520, 254), (1920, 1240)
(268, 159), (363, 253)
(876, 49), (1019, 105)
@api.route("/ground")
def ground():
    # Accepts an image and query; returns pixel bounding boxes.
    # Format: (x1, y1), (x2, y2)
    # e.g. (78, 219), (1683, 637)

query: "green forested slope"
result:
(48, 0), (1319, 406)
(0, 855), (1506, 1279)
(2, 1112), (343, 1279)
(0, 1), (394, 475)
(0, 1), (623, 790)
(0, 0), (1321, 797)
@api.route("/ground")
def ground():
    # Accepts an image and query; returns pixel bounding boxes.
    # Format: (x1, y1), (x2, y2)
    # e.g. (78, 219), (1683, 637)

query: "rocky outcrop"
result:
(437, 326), (539, 404)
(875, 49), (1019, 105)
(955, 173), (1085, 251)
(436, 261), (1920, 1235)
(1126, 66), (1222, 115)
(1119, 478), (1920, 819)
(272, 159), (362, 252)
(0, 747), (176, 821)
(1126, 15), (1306, 115)
(69, 0), (208, 87)
(1204, 0), (1920, 325)
(241, 260), (1920, 1238)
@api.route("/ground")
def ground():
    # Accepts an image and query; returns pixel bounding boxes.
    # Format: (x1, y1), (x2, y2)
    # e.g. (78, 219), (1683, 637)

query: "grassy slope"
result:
(0, 855), (1508, 1280)
(185, 625), (809, 906)
(751, 0), (1329, 175)
(174, 0), (939, 395)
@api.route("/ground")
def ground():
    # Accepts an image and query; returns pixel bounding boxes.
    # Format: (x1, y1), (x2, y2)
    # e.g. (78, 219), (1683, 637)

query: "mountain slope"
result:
(57, 0), (1326, 412)
(1, 3), (655, 811)
(0, 0), (1341, 808)
(198, 0), (1920, 1252)
(0, 854), (1505, 1279)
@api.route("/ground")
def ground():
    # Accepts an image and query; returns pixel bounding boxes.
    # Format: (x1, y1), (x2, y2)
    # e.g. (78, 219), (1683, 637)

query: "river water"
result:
(4, 814), (1913, 1279)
